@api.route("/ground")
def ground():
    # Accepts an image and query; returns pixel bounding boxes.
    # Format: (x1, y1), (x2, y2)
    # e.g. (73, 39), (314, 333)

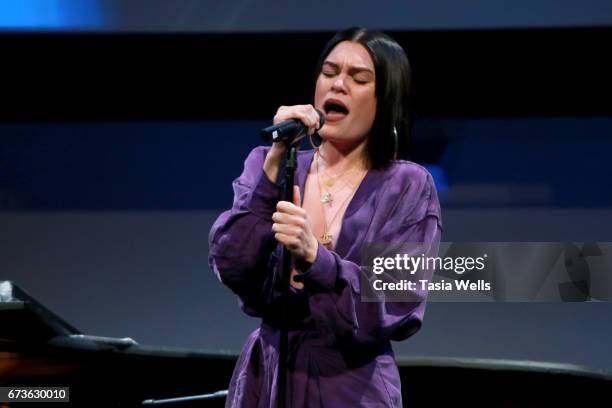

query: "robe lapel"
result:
(296, 149), (385, 259)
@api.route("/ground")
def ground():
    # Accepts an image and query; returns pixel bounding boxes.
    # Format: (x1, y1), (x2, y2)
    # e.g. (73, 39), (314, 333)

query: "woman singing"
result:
(209, 27), (442, 407)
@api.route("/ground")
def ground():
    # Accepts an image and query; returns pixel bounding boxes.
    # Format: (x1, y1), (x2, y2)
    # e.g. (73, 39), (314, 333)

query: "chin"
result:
(320, 123), (346, 136)
(318, 130), (342, 143)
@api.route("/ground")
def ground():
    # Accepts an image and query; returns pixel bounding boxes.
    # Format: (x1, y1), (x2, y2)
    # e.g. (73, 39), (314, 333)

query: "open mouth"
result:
(323, 99), (349, 117)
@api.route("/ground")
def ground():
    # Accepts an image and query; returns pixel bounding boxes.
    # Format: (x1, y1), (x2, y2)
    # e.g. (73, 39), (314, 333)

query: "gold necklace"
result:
(318, 152), (362, 189)
(316, 151), (363, 206)
(315, 150), (364, 248)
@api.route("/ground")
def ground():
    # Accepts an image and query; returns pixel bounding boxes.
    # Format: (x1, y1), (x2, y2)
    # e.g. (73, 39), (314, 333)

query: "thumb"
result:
(293, 185), (301, 207)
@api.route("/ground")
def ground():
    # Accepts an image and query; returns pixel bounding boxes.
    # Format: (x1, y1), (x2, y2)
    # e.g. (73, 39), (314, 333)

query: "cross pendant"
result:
(321, 192), (333, 205)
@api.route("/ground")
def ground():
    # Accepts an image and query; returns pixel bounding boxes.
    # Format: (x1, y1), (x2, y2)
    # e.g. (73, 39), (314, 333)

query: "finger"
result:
(274, 232), (299, 248)
(274, 105), (312, 126)
(302, 105), (319, 127)
(308, 105), (322, 129)
(293, 185), (301, 206)
(273, 105), (319, 128)
(305, 105), (322, 133)
(272, 223), (300, 236)
(272, 212), (305, 228)
(276, 201), (306, 215)
(295, 105), (318, 129)
(272, 211), (303, 225)
(273, 105), (289, 125)
(290, 269), (305, 289)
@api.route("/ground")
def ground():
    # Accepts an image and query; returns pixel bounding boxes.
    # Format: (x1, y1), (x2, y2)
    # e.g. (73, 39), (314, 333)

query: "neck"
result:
(317, 139), (369, 173)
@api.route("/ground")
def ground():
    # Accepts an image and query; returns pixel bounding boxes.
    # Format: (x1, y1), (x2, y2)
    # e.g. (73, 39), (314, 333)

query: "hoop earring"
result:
(309, 131), (323, 150)
(393, 126), (398, 160)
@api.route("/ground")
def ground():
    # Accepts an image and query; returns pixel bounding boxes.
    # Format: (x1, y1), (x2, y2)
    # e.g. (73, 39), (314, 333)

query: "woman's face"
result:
(314, 41), (377, 146)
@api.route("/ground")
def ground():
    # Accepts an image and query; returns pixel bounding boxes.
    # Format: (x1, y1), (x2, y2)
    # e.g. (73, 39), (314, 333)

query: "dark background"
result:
(1, 0), (612, 373)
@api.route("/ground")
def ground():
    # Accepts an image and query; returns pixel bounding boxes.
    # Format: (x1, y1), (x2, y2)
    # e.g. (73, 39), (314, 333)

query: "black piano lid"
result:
(0, 280), (80, 343)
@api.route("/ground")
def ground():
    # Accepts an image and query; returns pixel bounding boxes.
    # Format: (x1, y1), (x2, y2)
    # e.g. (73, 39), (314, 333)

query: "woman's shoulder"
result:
(378, 159), (442, 225)
(384, 159), (436, 190)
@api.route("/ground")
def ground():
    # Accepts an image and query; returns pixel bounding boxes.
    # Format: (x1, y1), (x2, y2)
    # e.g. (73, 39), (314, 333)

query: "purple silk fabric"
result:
(209, 146), (442, 407)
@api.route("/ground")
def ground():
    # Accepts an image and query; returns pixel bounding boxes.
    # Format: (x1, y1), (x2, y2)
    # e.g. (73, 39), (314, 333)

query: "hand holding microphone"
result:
(262, 105), (325, 182)
(261, 105), (325, 144)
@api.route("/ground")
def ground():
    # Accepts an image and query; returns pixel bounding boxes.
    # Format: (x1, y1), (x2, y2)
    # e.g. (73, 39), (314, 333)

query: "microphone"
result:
(260, 109), (325, 144)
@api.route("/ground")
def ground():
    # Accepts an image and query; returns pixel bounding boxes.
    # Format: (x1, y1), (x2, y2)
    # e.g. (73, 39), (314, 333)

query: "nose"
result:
(331, 74), (348, 93)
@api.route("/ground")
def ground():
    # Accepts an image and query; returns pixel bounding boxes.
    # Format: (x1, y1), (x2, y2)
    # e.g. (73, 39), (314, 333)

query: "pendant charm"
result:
(320, 192), (333, 205)
(320, 232), (333, 247)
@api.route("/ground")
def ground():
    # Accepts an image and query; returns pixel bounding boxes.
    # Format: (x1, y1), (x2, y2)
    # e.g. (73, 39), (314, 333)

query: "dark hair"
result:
(314, 27), (413, 169)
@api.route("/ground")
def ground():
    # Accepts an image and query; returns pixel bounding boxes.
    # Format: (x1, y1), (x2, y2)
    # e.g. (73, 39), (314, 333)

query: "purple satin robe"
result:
(209, 146), (442, 407)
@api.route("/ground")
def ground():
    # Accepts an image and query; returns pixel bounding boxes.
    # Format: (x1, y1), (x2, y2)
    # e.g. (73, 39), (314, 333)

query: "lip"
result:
(322, 98), (350, 123)
(325, 111), (348, 123)
(324, 98), (349, 112)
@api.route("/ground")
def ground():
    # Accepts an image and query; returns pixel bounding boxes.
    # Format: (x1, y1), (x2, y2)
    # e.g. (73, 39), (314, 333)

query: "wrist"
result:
(263, 150), (282, 182)
(304, 237), (319, 264)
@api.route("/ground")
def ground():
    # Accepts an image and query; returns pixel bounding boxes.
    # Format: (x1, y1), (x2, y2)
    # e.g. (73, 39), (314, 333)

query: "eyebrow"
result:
(322, 61), (374, 75)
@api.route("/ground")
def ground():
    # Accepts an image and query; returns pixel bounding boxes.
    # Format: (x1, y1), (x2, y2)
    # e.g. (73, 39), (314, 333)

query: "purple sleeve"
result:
(293, 171), (443, 346)
(208, 146), (282, 317)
